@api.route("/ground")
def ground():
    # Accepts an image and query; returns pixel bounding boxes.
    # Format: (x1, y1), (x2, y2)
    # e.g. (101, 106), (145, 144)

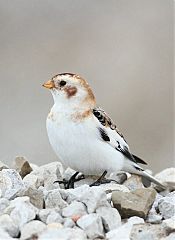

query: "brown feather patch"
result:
(65, 86), (77, 98)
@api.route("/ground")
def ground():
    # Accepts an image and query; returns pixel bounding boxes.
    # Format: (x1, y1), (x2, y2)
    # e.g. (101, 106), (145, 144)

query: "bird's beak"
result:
(42, 80), (55, 89)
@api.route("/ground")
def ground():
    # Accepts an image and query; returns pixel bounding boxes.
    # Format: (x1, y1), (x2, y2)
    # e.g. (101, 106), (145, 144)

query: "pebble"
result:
(106, 216), (144, 240)
(0, 161), (9, 170)
(67, 185), (109, 213)
(154, 168), (175, 191)
(20, 220), (46, 240)
(0, 214), (19, 238)
(62, 201), (87, 218)
(38, 209), (61, 224)
(4, 196), (37, 228)
(44, 189), (68, 209)
(0, 198), (10, 215)
(158, 192), (175, 219)
(38, 227), (87, 240)
(112, 188), (156, 219)
(0, 169), (26, 200)
(22, 186), (44, 209)
(13, 156), (33, 178)
(130, 223), (166, 240)
(46, 211), (63, 224)
(162, 216), (175, 234)
(77, 213), (104, 239)
(96, 206), (121, 231)
(124, 174), (144, 191)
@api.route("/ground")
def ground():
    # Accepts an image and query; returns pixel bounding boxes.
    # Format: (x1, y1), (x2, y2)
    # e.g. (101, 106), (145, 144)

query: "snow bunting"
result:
(43, 73), (164, 188)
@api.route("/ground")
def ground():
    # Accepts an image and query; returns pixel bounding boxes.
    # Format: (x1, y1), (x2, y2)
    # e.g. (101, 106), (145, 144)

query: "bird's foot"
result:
(90, 170), (118, 187)
(54, 172), (85, 189)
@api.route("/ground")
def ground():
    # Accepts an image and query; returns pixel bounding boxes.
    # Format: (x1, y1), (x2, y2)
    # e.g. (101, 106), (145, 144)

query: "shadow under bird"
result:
(43, 73), (165, 189)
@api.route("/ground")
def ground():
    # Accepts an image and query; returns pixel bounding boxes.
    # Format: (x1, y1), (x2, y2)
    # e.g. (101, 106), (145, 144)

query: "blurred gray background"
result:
(0, 0), (174, 173)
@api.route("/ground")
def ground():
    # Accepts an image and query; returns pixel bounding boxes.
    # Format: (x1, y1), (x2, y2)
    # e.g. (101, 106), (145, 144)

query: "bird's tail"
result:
(123, 160), (166, 190)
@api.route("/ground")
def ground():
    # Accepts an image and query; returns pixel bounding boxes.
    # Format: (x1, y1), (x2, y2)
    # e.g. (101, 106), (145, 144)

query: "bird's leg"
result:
(54, 172), (85, 189)
(90, 170), (117, 187)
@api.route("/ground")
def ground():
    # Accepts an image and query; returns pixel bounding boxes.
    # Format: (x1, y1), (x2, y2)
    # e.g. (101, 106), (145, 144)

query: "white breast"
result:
(46, 108), (124, 175)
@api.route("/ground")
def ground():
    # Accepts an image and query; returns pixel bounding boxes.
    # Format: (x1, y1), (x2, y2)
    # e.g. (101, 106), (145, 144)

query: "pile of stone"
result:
(0, 157), (174, 240)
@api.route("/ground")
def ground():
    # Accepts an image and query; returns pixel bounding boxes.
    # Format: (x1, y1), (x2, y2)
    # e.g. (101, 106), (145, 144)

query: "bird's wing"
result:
(92, 107), (147, 165)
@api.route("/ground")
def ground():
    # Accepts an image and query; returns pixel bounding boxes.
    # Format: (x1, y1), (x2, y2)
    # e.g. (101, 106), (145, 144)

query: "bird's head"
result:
(43, 73), (96, 110)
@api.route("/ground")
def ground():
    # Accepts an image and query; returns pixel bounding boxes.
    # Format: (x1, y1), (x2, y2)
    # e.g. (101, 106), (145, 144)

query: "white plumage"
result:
(43, 73), (165, 188)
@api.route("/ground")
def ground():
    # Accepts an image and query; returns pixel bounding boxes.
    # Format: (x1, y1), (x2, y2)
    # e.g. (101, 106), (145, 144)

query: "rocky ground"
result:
(0, 157), (174, 240)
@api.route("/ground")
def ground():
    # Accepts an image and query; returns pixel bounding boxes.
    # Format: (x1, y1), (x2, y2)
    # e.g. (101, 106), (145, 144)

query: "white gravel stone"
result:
(0, 198), (10, 215)
(38, 227), (87, 240)
(146, 212), (162, 224)
(0, 227), (13, 240)
(46, 211), (63, 224)
(77, 213), (104, 239)
(62, 201), (87, 218)
(158, 192), (175, 219)
(162, 216), (175, 234)
(0, 161), (9, 170)
(0, 214), (19, 237)
(163, 233), (175, 240)
(44, 189), (68, 209)
(0, 169), (26, 200)
(98, 183), (130, 194)
(22, 186), (44, 209)
(96, 206), (121, 231)
(4, 196), (37, 228)
(38, 209), (60, 223)
(63, 218), (75, 228)
(23, 173), (44, 189)
(106, 216), (144, 240)
(20, 220), (46, 240)
(155, 168), (175, 191)
(67, 185), (109, 213)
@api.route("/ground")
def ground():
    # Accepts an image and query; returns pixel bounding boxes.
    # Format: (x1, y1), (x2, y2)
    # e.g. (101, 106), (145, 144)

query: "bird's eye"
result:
(60, 80), (66, 87)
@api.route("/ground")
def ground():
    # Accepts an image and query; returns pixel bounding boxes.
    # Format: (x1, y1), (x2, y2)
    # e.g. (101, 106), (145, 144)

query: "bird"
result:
(43, 73), (165, 189)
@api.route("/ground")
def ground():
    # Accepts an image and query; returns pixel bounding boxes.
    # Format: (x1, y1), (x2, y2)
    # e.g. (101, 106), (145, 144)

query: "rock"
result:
(66, 185), (109, 213)
(124, 175), (144, 191)
(154, 168), (175, 191)
(20, 220), (46, 240)
(112, 188), (156, 219)
(108, 171), (128, 184)
(4, 196), (37, 228)
(130, 223), (166, 240)
(96, 206), (121, 231)
(0, 161), (9, 170)
(38, 227), (87, 240)
(63, 218), (75, 228)
(77, 213), (104, 239)
(30, 163), (39, 171)
(0, 169), (25, 200)
(158, 192), (175, 219)
(46, 211), (63, 224)
(97, 183), (130, 194)
(146, 212), (162, 224)
(0, 198), (10, 215)
(22, 186), (44, 209)
(62, 201), (87, 218)
(44, 189), (68, 209)
(162, 216), (175, 234)
(0, 214), (19, 237)
(106, 216), (144, 240)
(23, 173), (44, 189)
(47, 222), (63, 229)
(163, 233), (175, 240)
(0, 228), (13, 240)
(38, 209), (61, 224)
(35, 162), (63, 190)
(13, 156), (33, 178)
